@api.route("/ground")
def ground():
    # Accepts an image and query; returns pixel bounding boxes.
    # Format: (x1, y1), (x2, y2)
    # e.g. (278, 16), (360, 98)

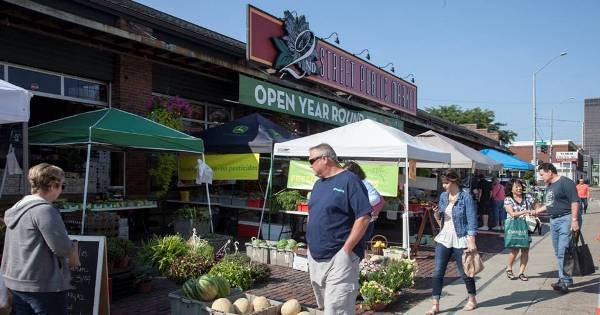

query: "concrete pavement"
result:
(404, 200), (600, 315)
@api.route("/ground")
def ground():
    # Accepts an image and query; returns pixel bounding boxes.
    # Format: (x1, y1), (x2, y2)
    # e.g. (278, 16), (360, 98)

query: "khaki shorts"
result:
(308, 249), (360, 315)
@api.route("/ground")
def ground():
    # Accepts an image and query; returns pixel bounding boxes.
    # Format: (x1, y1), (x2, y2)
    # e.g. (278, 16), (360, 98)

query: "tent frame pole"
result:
(81, 143), (92, 235)
(258, 148), (274, 239)
(22, 122), (29, 194)
(123, 151), (126, 198)
(202, 153), (214, 233)
(401, 158), (410, 258)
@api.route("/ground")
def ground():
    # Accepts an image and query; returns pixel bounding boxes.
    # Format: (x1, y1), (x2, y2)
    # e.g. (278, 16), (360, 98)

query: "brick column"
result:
(113, 55), (152, 196)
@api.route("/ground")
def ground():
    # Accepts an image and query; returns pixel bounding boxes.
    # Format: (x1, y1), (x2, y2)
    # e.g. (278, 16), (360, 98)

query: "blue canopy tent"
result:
(479, 148), (534, 171)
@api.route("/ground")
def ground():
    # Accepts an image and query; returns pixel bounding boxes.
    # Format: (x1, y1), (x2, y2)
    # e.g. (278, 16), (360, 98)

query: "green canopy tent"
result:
(29, 107), (205, 234)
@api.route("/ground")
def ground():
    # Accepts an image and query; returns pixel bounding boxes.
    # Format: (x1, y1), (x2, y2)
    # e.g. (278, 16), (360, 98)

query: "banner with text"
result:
(287, 160), (398, 196)
(179, 154), (202, 181)
(239, 74), (403, 130)
(201, 154), (261, 180)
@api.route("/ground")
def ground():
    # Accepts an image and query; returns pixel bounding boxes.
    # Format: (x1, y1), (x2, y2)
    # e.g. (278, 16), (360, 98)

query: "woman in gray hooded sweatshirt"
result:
(2, 163), (74, 314)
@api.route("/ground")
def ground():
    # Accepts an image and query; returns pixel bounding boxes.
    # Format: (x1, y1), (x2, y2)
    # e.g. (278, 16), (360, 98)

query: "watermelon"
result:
(213, 276), (231, 298)
(182, 279), (196, 299)
(197, 275), (219, 301)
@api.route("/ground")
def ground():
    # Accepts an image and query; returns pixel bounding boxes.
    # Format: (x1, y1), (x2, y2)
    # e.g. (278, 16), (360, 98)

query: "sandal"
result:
(518, 273), (529, 281)
(506, 269), (515, 280)
(425, 305), (439, 315)
(463, 301), (477, 311)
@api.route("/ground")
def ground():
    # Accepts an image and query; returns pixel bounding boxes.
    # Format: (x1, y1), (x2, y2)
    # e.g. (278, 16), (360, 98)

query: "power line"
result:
(420, 98), (580, 106)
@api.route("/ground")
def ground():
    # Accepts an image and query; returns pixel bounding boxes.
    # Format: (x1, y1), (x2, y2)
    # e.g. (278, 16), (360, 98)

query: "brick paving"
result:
(110, 231), (505, 314)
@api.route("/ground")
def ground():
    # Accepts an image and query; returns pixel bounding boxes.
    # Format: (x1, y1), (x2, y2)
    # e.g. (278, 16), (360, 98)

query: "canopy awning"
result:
(480, 148), (534, 171)
(199, 113), (295, 153)
(416, 130), (502, 170)
(29, 108), (203, 153)
(273, 119), (450, 163)
(0, 79), (32, 124)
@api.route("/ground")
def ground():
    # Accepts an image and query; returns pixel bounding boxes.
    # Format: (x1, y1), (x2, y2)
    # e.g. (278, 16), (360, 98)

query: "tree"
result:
(425, 105), (517, 147)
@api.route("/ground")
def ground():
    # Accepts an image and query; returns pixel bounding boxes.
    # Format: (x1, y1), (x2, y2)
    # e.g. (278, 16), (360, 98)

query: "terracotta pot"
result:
(137, 280), (152, 293)
(371, 302), (387, 311)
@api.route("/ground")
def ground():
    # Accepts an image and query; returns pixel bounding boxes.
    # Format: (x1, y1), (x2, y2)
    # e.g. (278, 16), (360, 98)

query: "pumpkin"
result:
(212, 298), (234, 313)
(280, 299), (301, 315)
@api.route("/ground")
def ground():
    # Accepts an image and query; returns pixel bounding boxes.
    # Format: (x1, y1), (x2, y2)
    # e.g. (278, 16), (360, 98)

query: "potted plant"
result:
(359, 280), (395, 311)
(107, 237), (135, 270)
(174, 206), (210, 239)
(134, 263), (155, 293)
(273, 189), (305, 212)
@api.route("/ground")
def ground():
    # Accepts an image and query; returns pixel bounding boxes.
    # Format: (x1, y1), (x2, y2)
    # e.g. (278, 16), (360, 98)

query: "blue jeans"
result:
(550, 215), (576, 286)
(11, 290), (67, 315)
(493, 200), (506, 226)
(431, 243), (476, 300)
(579, 198), (588, 214)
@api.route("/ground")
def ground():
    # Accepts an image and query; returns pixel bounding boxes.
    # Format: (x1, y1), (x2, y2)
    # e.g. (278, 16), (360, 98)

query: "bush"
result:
(167, 252), (214, 284)
(220, 253), (251, 265)
(249, 263), (270, 283)
(140, 235), (188, 273)
(208, 261), (254, 290)
(107, 237), (134, 263)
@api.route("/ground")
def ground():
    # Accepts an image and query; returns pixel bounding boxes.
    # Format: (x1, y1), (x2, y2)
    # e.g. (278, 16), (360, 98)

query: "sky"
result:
(137, 0), (600, 144)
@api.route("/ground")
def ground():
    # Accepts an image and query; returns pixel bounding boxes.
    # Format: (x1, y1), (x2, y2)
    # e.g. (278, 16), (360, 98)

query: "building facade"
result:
(584, 97), (600, 185)
(510, 140), (584, 181)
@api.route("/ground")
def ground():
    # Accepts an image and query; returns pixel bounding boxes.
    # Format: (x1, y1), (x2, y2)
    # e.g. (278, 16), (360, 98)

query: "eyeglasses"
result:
(309, 155), (324, 165)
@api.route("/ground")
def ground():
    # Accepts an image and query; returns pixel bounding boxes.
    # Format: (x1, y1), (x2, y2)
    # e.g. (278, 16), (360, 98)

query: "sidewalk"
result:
(404, 203), (600, 315)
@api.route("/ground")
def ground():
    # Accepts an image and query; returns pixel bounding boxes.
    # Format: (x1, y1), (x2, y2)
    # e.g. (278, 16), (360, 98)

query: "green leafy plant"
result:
(166, 252), (214, 284)
(208, 261), (254, 290)
(186, 235), (214, 261)
(146, 95), (192, 198)
(273, 189), (305, 212)
(133, 263), (156, 284)
(139, 235), (189, 274)
(359, 281), (395, 308)
(248, 263), (270, 283)
(220, 252), (251, 265)
(362, 259), (417, 292)
(107, 237), (135, 263)
(176, 206), (210, 221)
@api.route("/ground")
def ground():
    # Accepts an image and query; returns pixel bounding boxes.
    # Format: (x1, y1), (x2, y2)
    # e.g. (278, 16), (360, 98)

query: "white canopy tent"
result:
(415, 130), (502, 171)
(271, 119), (451, 257)
(0, 79), (32, 198)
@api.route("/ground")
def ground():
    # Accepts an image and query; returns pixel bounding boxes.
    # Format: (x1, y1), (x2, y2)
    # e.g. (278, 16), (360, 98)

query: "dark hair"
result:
(537, 162), (557, 174)
(343, 161), (365, 180)
(441, 170), (460, 185)
(505, 178), (525, 199)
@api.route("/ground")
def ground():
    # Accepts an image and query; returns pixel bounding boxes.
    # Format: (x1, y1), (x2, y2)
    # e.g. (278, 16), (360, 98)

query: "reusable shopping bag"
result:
(504, 218), (529, 248)
(563, 231), (595, 277)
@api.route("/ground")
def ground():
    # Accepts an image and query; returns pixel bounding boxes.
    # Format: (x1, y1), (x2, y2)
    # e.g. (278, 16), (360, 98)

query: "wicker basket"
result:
(368, 234), (388, 255)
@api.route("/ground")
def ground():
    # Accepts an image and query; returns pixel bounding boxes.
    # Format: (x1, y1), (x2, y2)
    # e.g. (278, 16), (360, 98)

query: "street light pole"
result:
(532, 52), (567, 169)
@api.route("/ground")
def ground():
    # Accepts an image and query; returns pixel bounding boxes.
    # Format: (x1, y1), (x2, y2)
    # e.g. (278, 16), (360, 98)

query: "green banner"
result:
(286, 160), (398, 196)
(239, 74), (403, 130)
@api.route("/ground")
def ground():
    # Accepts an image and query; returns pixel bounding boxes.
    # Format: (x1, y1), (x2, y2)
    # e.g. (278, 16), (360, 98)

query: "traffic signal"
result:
(540, 144), (548, 154)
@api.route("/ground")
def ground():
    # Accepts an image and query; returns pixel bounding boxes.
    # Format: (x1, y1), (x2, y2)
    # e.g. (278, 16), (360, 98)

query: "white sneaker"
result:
(478, 225), (489, 231)
(492, 226), (503, 231)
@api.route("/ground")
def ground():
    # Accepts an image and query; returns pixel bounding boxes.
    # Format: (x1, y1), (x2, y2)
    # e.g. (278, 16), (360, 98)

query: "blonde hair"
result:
(28, 163), (64, 194)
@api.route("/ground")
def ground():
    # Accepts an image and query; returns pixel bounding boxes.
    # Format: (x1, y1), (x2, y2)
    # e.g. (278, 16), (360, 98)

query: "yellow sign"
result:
(179, 153), (260, 181)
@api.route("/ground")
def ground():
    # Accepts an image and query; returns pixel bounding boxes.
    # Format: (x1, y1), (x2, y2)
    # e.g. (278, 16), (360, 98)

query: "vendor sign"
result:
(287, 160), (398, 196)
(179, 154), (260, 181)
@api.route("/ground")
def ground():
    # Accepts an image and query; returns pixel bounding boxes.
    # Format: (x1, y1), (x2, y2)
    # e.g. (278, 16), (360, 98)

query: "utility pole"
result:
(549, 109), (554, 163)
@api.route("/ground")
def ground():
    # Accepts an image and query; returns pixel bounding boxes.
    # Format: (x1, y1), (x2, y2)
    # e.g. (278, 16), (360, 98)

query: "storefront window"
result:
(64, 77), (107, 102)
(8, 66), (60, 95)
(0, 65), (4, 80)
(207, 106), (230, 124)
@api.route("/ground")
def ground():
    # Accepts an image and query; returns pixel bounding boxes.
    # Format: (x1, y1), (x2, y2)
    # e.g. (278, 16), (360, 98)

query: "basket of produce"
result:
(368, 235), (387, 255)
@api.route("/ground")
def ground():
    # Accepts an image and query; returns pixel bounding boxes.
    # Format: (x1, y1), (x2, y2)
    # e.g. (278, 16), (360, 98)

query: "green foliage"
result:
(361, 259), (416, 292)
(360, 281), (395, 307)
(166, 252), (214, 284)
(107, 237), (135, 263)
(140, 235), (189, 274)
(220, 252), (251, 265)
(176, 206), (210, 221)
(273, 189), (305, 211)
(149, 153), (177, 199)
(186, 237), (214, 261)
(208, 261), (255, 290)
(248, 263), (270, 283)
(425, 104), (517, 146)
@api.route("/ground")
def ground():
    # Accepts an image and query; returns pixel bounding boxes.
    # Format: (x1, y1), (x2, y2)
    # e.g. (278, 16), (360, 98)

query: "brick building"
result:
(509, 140), (584, 181)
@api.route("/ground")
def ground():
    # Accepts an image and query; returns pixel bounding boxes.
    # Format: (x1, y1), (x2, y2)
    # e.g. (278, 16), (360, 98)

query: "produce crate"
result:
(292, 253), (308, 272)
(168, 288), (242, 315)
(276, 250), (294, 268)
(245, 242), (254, 259)
(250, 246), (270, 264)
(206, 293), (282, 315)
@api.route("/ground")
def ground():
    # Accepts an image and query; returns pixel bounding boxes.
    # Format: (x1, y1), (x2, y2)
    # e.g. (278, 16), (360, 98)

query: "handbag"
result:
(524, 215), (541, 233)
(462, 249), (484, 277)
(504, 218), (530, 248)
(563, 231), (595, 277)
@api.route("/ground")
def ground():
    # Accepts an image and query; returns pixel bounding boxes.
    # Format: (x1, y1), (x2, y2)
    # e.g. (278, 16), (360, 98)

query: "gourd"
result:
(233, 298), (253, 314)
(212, 298), (234, 313)
(280, 299), (301, 315)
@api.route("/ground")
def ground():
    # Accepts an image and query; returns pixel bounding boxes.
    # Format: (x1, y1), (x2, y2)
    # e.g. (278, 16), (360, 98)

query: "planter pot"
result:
(297, 203), (309, 212)
(371, 302), (387, 311)
(179, 191), (190, 202)
(137, 280), (152, 293)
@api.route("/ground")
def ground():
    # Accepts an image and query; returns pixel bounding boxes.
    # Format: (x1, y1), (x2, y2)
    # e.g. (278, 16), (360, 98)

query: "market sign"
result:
(555, 151), (578, 162)
(287, 160), (398, 196)
(239, 74), (403, 129)
(247, 5), (417, 115)
(179, 154), (260, 181)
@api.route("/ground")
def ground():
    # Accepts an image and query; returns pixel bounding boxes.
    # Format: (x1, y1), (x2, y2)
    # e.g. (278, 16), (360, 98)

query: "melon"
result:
(280, 299), (301, 315)
(197, 275), (219, 301)
(213, 276), (231, 298)
(212, 298), (234, 313)
(252, 296), (270, 311)
(233, 298), (253, 314)
(181, 279), (196, 299)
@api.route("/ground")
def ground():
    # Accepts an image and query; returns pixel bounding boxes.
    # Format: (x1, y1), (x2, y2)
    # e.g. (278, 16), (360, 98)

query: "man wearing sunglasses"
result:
(306, 143), (371, 314)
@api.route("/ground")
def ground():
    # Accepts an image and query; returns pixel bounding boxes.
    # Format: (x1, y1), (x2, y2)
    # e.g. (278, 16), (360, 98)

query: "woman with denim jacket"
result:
(426, 171), (478, 315)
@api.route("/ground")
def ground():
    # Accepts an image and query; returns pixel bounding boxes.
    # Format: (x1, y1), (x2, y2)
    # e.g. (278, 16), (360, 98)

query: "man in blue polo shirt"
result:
(532, 163), (580, 294)
(306, 143), (372, 314)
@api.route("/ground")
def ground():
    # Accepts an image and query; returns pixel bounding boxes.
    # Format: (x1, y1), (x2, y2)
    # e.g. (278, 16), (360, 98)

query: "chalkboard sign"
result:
(68, 235), (109, 315)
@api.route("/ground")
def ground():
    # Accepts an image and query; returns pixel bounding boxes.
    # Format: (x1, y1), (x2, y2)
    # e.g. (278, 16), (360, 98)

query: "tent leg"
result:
(123, 151), (126, 198)
(22, 122), (29, 194)
(403, 158), (410, 259)
(258, 149), (274, 240)
(81, 143), (92, 235)
(0, 144), (10, 199)
(202, 153), (214, 234)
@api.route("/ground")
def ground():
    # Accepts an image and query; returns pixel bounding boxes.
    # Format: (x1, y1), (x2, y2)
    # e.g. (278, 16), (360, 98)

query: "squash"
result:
(280, 299), (301, 315)
(252, 296), (270, 311)
(212, 298), (234, 313)
(233, 298), (253, 314)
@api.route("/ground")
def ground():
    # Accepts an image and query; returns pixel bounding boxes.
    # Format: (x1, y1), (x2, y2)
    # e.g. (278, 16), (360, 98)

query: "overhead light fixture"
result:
(353, 49), (370, 60)
(402, 73), (415, 83)
(335, 91), (347, 96)
(323, 32), (340, 44)
(379, 62), (395, 73)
